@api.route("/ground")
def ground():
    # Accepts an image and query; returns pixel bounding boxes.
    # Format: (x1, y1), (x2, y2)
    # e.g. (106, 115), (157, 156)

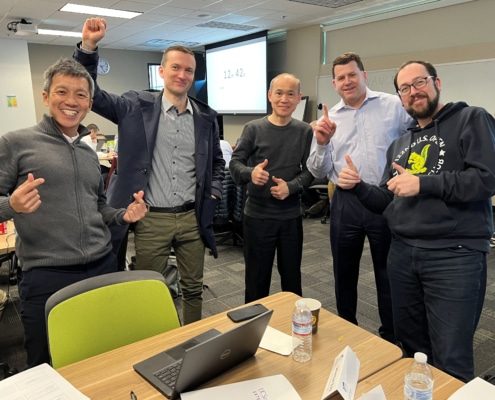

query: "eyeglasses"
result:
(397, 76), (435, 96)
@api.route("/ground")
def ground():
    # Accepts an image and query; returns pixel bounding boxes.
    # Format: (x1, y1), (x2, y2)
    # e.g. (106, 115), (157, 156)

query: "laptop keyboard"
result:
(153, 359), (183, 389)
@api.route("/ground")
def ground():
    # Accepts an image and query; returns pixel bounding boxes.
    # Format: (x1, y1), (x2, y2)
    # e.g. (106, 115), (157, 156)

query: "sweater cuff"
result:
(77, 41), (98, 54)
(0, 199), (18, 220)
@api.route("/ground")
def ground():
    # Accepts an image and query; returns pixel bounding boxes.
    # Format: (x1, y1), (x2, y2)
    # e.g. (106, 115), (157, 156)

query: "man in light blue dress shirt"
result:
(307, 52), (412, 343)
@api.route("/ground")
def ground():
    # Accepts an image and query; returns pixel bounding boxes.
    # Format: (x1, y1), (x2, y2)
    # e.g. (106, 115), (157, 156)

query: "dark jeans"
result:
(243, 215), (303, 303)
(388, 237), (487, 382)
(18, 252), (118, 368)
(330, 188), (394, 341)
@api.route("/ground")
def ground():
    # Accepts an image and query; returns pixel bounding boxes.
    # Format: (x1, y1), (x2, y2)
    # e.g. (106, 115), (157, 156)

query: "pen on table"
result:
(130, 390), (137, 400)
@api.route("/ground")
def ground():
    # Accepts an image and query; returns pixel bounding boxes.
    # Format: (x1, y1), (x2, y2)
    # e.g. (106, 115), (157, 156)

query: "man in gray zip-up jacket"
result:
(0, 58), (147, 368)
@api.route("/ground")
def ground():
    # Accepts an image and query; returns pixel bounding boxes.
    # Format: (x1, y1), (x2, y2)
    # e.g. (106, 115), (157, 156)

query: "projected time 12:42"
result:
(224, 68), (245, 79)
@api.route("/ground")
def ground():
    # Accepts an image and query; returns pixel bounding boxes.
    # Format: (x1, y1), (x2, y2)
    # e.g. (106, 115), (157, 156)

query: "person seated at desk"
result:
(80, 123), (117, 182)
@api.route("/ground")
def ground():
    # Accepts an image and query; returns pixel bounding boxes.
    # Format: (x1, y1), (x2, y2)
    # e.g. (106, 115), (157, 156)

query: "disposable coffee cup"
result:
(303, 298), (321, 334)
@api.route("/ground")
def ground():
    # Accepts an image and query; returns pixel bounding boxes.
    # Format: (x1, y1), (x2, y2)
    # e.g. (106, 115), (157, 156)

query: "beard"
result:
(406, 86), (440, 121)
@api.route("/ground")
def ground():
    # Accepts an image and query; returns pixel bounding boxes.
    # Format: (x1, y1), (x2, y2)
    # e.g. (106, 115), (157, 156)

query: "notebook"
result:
(133, 309), (273, 399)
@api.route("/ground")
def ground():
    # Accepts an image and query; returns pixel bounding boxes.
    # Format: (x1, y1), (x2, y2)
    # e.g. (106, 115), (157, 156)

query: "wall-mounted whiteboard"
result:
(316, 59), (495, 119)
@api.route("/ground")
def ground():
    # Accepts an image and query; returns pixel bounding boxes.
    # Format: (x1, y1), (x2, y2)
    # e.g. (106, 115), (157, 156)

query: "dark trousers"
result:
(243, 215), (303, 303)
(388, 238), (487, 382)
(330, 188), (394, 340)
(18, 252), (118, 368)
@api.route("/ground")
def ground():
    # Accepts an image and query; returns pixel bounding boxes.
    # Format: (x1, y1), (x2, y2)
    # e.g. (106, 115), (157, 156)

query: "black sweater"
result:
(229, 116), (314, 220)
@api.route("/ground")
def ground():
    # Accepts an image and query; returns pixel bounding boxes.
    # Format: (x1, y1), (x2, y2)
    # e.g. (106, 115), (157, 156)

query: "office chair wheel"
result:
(321, 216), (327, 224)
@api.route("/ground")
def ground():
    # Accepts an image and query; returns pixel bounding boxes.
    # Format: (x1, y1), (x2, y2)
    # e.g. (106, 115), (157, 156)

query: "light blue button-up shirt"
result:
(307, 88), (412, 185)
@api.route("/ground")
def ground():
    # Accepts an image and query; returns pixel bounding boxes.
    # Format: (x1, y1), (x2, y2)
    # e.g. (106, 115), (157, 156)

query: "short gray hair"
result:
(43, 57), (94, 98)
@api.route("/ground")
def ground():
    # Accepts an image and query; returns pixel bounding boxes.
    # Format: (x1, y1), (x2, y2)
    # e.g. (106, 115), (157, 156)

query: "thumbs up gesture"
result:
(386, 162), (419, 197)
(337, 155), (361, 189)
(251, 159), (270, 185)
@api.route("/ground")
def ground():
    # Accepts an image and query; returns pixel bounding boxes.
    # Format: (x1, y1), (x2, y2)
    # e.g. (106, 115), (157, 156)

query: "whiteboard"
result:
(316, 59), (495, 118)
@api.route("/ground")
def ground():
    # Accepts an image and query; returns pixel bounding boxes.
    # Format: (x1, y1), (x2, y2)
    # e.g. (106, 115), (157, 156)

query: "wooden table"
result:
(0, 220), (16, 255)
(98, 154), (115, 161)
(355, 358), (464, 399)
(58, 292), (403, 399)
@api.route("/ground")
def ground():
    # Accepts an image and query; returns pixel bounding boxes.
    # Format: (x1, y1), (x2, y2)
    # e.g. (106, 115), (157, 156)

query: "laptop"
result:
(96, 140), (105, 152)
(133, 309), (273, 399)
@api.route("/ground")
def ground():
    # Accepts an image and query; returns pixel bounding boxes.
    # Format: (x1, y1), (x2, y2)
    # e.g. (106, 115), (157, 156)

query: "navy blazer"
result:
(74, 45), (225, 257)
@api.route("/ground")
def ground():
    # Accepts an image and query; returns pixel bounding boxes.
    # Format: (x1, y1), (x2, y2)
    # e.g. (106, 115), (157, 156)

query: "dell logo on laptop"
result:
(220, 349), (231, 359)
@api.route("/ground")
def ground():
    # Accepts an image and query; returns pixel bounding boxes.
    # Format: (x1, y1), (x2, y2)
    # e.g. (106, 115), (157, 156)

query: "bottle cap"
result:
(414, 352), (427, 364)
(296, 299), (307, 308)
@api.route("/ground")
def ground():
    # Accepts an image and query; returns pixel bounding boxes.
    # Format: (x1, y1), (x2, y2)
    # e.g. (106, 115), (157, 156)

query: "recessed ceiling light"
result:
(38, 29), (82, 38)
(60, 3), (142, 19)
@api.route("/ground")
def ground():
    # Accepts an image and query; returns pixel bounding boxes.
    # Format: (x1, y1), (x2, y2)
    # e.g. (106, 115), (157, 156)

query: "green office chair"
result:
(45, 270), (180, 369)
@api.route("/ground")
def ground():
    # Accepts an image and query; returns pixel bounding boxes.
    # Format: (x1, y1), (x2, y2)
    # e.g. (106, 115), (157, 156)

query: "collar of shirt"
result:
(64, 133), (79, 143)
(335, 87), (380, 111)
(161, 94), (193, 115)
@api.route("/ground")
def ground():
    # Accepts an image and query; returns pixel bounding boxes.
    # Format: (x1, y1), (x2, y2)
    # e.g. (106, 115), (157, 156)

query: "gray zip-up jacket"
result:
(0, 115), (127, 270)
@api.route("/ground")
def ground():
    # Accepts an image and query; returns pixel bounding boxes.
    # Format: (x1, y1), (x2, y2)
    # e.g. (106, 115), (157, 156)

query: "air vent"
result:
(288, 0), (362, 8)
(196, 21), (257, 31)
(144, 39), (200, 47)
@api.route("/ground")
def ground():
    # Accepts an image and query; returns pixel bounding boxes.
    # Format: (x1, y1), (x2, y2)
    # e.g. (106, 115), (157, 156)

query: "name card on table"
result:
(321, 346), (360, 400)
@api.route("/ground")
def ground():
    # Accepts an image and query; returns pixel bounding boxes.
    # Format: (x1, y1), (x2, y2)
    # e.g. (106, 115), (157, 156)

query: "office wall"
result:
(0, 39), (36, 136)
(14, 0), (495, 141)
(287, 25), (321, 123)
(28, 43), (163, 136)
(291, 0), (495, 121)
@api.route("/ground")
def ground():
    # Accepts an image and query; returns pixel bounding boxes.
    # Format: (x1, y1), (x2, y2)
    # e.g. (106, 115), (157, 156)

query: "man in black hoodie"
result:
(338, 61), (495, 382)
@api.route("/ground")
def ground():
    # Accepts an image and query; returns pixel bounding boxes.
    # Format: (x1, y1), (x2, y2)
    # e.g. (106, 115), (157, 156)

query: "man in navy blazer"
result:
(74, 18), (225, 324)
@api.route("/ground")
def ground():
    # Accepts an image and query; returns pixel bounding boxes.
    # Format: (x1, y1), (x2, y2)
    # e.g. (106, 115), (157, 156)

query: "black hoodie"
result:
(351, 102), (495, 252)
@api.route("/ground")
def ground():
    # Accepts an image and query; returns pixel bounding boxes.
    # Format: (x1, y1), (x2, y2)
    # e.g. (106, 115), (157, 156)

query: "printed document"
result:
(181, 374), (301, 400)
(0, 363), (89, 400)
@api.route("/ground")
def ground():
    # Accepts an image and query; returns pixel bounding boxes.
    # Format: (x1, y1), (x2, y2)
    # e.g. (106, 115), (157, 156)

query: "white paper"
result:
(357, 384), (387, 400)
(321, 346), (360, 400)
(0, 363), (89, 400)
(259, 326), (293, 356)
(181, 374), (301, 400)
(448, 377), (495, 399)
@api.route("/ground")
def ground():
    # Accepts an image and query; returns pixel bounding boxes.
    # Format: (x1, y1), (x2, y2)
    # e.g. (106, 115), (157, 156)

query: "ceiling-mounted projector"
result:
(7, 19), (38, 36)
(16, 23), (38, 35)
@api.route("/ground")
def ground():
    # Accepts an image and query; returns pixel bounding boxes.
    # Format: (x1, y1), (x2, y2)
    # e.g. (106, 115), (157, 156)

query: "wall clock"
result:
(97, 58), (110, 75)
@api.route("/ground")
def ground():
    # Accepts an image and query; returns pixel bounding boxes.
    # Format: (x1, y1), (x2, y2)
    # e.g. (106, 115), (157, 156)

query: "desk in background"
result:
(0, 220), (16, 255)
(58, 292), (403, 400)
(355, 358), (464, 399)
(98, 154), (116, 162)
(0, 220), (18, 284)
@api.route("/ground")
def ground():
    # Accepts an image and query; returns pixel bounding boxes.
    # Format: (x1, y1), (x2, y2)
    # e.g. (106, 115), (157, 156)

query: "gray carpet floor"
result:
(1, 216), (494, 378)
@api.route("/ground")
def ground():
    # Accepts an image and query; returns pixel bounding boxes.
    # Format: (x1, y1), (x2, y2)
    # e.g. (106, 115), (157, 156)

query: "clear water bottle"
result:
(292, 299), (312, 362)
(404, 352), (434, 400)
